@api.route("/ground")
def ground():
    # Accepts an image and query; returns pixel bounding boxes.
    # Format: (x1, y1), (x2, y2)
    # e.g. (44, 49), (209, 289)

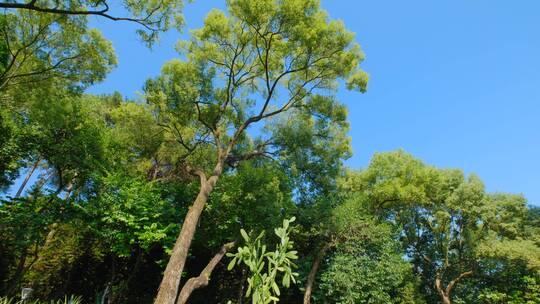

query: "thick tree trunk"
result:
(15, 158), (40, 198)
(303, 243), (331, 304)
(154, 161), (225, 304)
(439, 294), (451, 304)
(434, 270), (472, 304)
(435, 276), (451, 304)
(176, 241), (236, 304)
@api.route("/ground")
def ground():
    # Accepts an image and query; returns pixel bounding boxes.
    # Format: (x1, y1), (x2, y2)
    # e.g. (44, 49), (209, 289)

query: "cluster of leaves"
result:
(0, 295), (81, 304)
(227, 217), (299, 304)
(477, 275), (540, 304)
(316, 201), (423, 303)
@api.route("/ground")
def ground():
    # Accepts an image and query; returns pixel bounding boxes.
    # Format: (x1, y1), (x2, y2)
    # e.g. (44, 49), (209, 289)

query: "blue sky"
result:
(88, 0), (540, 205)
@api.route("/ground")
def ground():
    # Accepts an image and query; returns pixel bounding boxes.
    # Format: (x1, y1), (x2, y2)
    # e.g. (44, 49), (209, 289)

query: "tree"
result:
(303, 193), (423, 304)
(0, 8), (116, 189)
(0, 194), (75, 296)
(0, 0), (185, 45)
(345, 151), (540, 304)
(0, 93), (181, 301)
(145, 0), (368, 302)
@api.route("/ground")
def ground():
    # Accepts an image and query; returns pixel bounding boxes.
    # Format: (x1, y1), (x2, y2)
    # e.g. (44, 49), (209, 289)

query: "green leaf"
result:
(240, 229), (250, 242)
(227, 257), (237, 271)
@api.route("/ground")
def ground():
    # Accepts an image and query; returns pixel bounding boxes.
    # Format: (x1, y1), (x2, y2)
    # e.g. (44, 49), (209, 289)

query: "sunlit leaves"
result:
(227, 217), (299, 303)
(0, 11), (116, 91)
(146, 0), (367, 182)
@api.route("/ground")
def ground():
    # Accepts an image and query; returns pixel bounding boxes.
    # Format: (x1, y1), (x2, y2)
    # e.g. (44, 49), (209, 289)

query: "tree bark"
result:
(435, 276), (451, 304)
(303, 242), (332, 304)
(154, 161), (225, 304)
(175, 241), (236, 304)
(434, 270), (473, 304)
(15, 158), (40, 198)
(439, 293), (451, 304)
(64, 179), (75, 202)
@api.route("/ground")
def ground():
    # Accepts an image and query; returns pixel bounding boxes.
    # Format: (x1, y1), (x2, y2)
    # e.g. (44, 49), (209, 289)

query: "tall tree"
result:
(145, 0), (368, 302)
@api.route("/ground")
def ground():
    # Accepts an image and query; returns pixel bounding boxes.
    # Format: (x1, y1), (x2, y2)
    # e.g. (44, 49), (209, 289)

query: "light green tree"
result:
(145, 0), (368, 302)
(345, 151), (540, 304)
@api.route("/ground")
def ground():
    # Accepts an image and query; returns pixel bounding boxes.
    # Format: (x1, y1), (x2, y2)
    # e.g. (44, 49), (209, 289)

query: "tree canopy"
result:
(0, 1), (538, 304)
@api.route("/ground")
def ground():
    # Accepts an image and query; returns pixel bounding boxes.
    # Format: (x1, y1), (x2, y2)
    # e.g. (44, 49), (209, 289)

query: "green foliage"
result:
(0, 11), (116, 91)
(22, 224), (104, 299)
(344, 150), (540, 303)
(87, 173), (179, 257)
(0, 196), (71, 254)
(28, 94), (108, 184)
(107, 102), (164, 164)
(478, 275), (540, 304)
(227, 217), (299, 303)
(1, 1), (538, 302)
(146, 2), (367, 300)
(145, 0), (367, 182)
(317, 200), (424, 304)
(202, 161), (295, 247)
(0, 107), (35, 189)
(271, 95), (352, 202)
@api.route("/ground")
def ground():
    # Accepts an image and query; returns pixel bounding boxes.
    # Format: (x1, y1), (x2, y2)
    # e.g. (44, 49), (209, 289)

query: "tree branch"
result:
(445, 270), (473, 295)
(176, 241), (237, 304)
(0, 1), (165, 32)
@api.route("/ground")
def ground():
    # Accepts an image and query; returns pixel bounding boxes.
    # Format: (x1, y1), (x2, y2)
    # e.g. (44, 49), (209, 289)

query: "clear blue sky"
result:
(88, 0), (540, 206)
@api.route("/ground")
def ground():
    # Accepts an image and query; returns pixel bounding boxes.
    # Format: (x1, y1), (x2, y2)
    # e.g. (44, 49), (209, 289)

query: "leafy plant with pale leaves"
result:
(227, 217), (299, 304)
(0, 295), (82, 304)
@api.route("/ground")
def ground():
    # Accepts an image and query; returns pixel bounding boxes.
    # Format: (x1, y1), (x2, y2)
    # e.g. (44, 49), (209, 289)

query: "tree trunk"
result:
(154, 161), (224, 304)
(303, 242), (331, 304)
(435, 276), (451, 304)
(65, 180), (74, 202)
(436, 270), (473, 304)
(237, 267), (247, 304)
(15, 158), (40, 198)
(439, 293), (451, 304)
(176, 241), (236, 304)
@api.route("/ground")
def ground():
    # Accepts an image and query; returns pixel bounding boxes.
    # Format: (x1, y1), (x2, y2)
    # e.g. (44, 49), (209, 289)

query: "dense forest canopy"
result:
(0, 1), (538, 304)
